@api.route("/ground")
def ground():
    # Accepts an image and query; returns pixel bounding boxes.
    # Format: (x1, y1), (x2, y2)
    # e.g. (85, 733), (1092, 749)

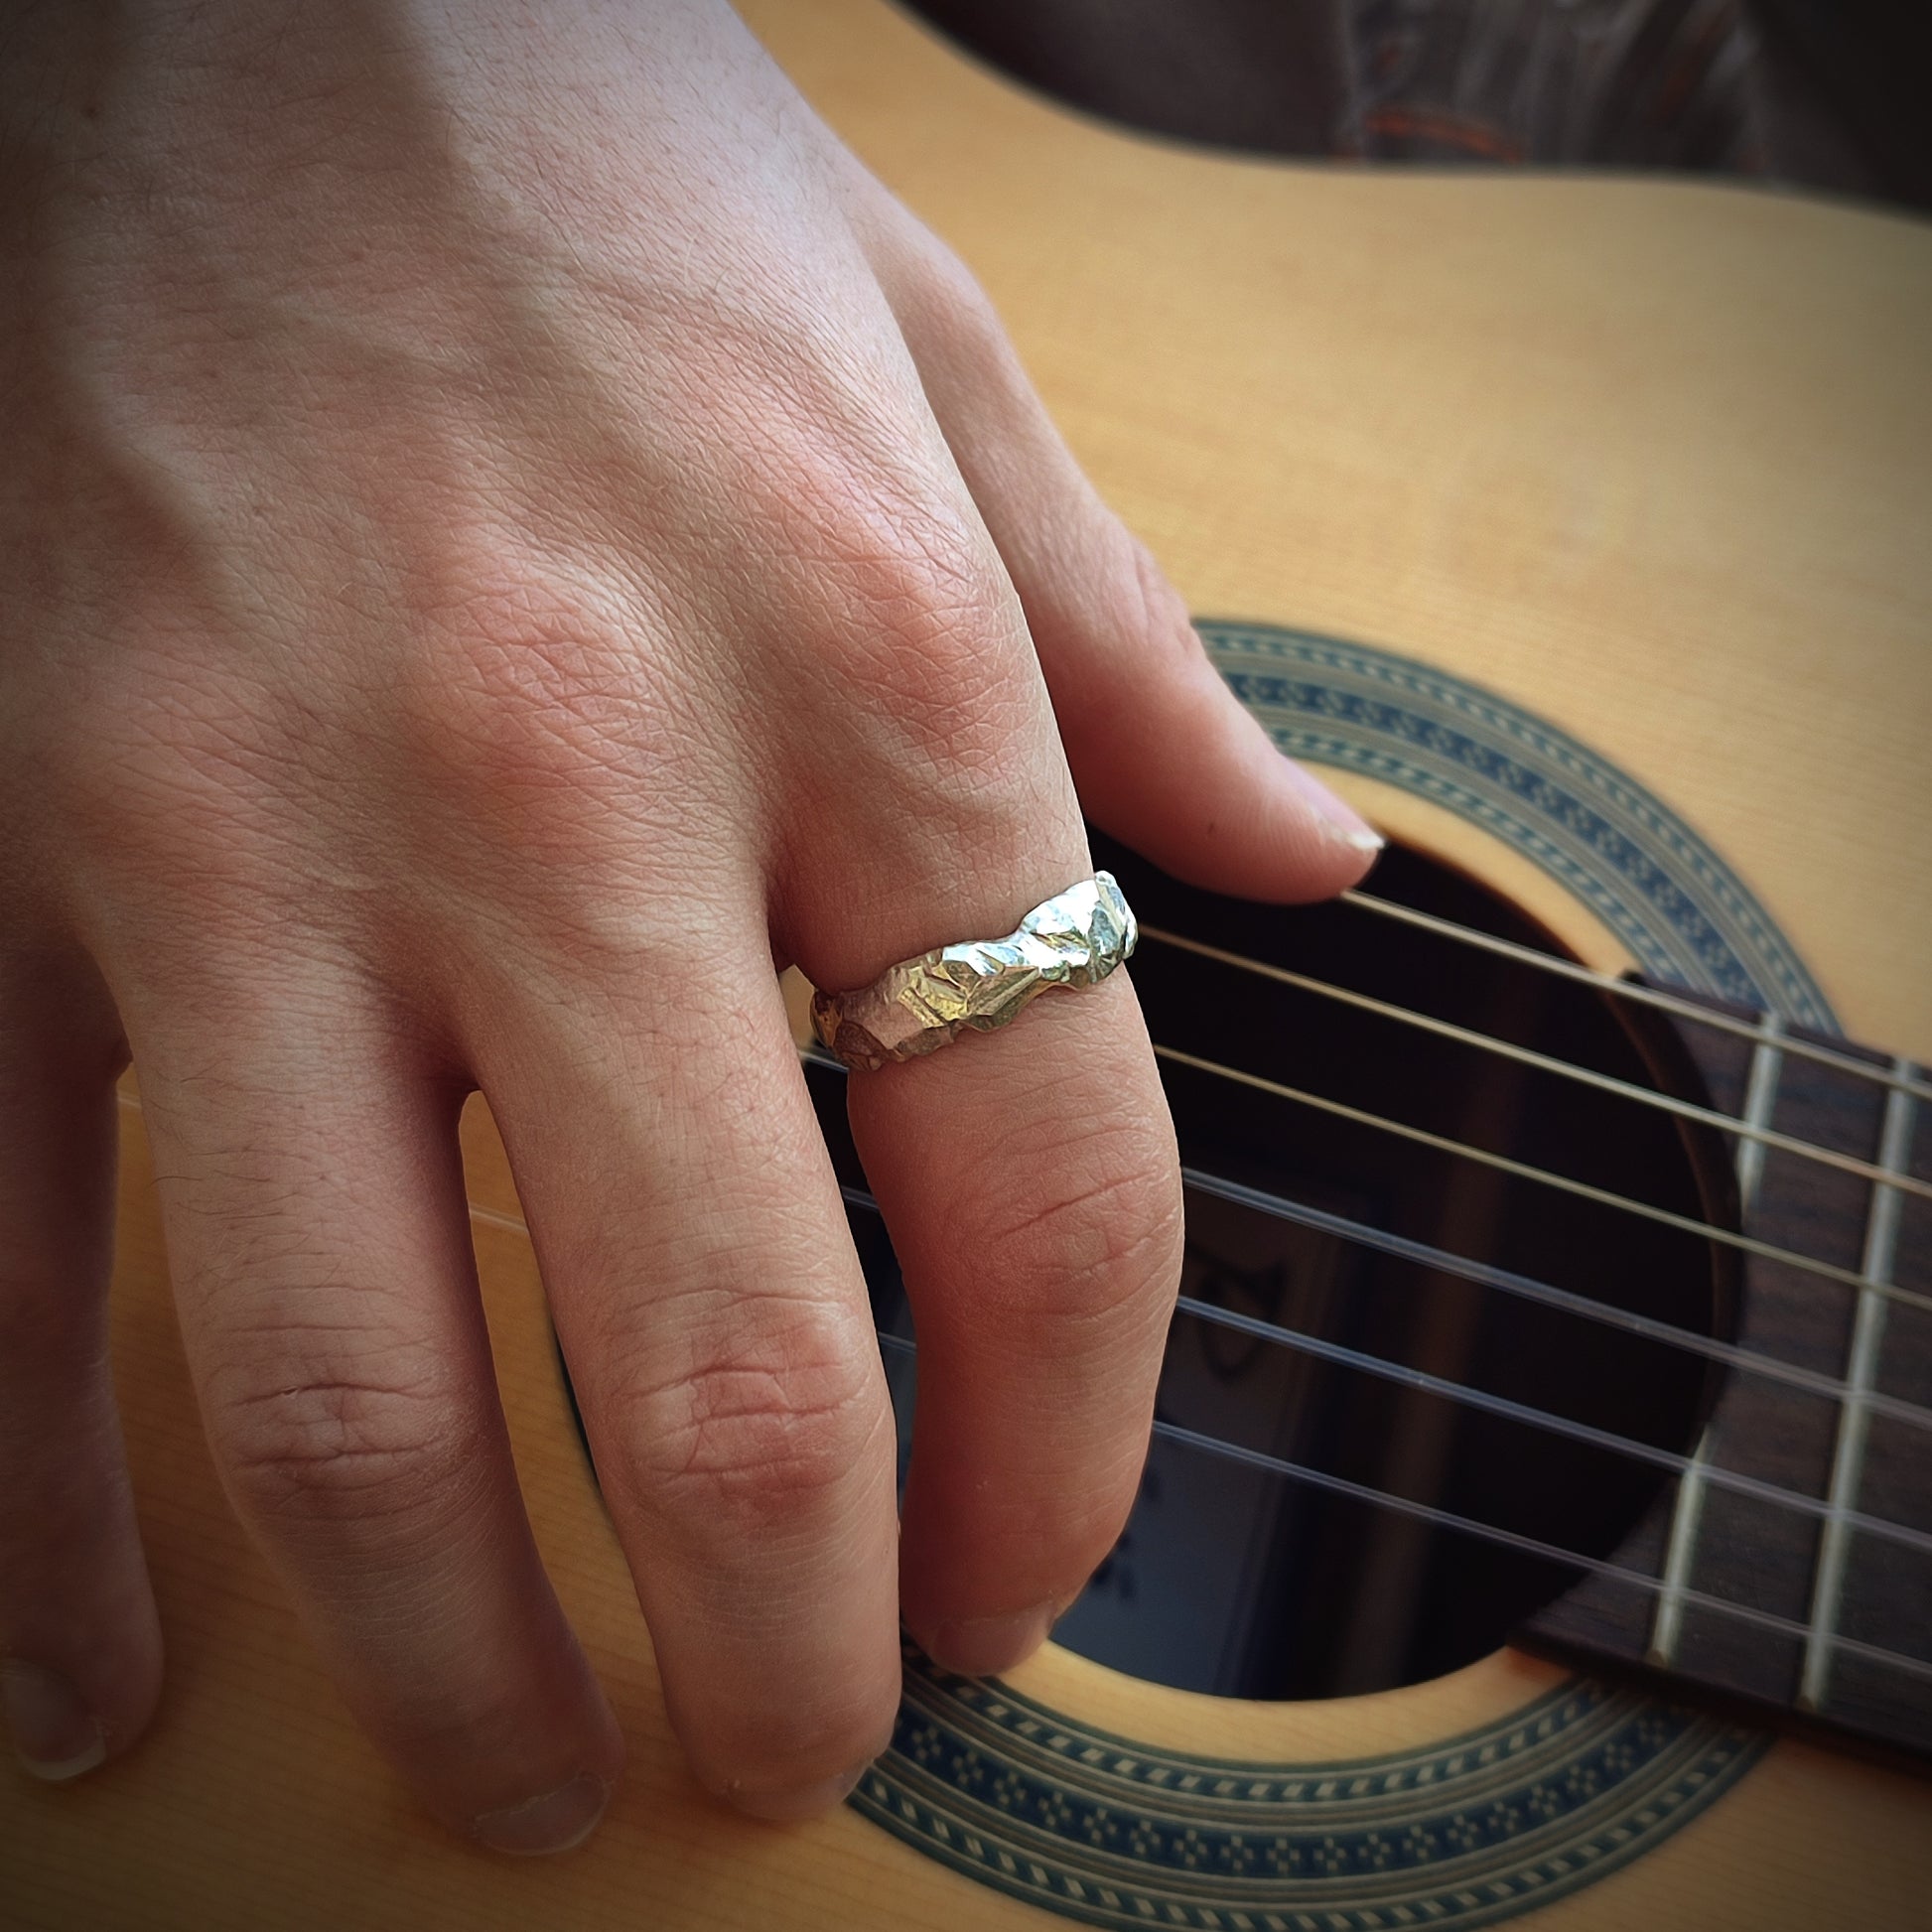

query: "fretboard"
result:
(1519, 983), (1932, 1761)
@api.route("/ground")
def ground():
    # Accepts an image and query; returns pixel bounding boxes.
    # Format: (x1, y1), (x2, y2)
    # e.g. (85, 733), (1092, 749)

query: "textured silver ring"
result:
(810, 872), (1138, 1072)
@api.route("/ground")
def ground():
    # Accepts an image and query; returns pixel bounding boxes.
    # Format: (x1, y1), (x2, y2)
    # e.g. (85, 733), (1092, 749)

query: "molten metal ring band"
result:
(810, 872), (1139, 1072)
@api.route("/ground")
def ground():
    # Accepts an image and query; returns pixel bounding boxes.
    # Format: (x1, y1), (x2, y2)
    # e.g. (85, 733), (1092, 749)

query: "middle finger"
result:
(476, 920), (902, 1819)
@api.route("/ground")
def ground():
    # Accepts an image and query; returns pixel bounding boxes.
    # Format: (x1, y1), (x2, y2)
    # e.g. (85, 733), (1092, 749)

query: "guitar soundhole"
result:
(559, 836), (1735, 1702)
(835, 835), (1735, 1700)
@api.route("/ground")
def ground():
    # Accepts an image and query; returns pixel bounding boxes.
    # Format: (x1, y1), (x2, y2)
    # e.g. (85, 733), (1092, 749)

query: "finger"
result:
(824, 901), (1180, 1678)
(773, 503), (1184, 1679)
(479, 933), (900, 1821)
(127, 982), (622, 1854)
(857, 201), (1382, 897)
(0, 946), (161, 1781)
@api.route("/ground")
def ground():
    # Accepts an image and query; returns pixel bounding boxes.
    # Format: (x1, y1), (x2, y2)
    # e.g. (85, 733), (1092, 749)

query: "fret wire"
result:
(1168, 1289), (1932, 1559)
(1340, 890), (1932, 1104)
(1650, 1016), (1787, 1668)
(1153, 1042), (1932, 1319)
(801, 1048), (1932, 1433)
(831, 1176), (1932, 1558)
(873, 1328), (1932, 1691)
(1143, 1414), (1932, 1688)
(1799, 1060), (1919, 1712)
(1138, 925), (1932, 1204)
(101, 1073), (1932, 1677)
(116, 1073), (1903, 1424)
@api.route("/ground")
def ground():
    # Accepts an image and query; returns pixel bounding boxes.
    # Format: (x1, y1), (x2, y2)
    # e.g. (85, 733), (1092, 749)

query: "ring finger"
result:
(124, 966), (623, 1853)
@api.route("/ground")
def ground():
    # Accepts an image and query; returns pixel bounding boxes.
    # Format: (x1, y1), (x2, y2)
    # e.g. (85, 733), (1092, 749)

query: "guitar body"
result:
(8, 1), (1928, 1925)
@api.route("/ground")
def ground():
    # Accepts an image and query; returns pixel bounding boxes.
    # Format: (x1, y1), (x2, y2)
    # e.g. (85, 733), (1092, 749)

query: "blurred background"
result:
(903, 0), (1932, 214)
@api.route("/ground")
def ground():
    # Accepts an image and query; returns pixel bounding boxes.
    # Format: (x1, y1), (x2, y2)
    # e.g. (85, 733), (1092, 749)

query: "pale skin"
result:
(0, 0), (1379, 1854)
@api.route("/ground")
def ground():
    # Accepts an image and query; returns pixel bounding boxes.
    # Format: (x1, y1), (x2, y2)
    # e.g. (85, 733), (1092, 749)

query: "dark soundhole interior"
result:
(806, 835), (1734, 1700)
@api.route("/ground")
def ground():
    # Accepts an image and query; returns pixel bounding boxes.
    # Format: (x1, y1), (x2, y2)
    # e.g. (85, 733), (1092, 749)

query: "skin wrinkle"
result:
(0, 0), (1379, 1834)
(611, 1344), (885, 1521)
(952, 1154), (1184, 1340)
(645, 1435), (899, 1650)
(214, 1381), (482, 1523)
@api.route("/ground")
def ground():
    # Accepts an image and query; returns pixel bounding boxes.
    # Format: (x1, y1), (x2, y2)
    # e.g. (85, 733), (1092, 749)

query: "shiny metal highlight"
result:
(811, 872), (1137, 1071)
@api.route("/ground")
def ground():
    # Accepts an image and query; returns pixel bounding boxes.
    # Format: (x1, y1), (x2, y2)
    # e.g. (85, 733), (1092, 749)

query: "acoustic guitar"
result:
(8, 1), (1928, 1926)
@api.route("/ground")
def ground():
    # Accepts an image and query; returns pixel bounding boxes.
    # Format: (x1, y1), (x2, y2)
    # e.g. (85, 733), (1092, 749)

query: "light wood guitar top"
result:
(7, 1), (1929, 1926)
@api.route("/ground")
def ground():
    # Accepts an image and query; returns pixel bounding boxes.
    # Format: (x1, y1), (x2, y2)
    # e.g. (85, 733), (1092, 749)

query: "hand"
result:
(0, 0), (1379, 1851)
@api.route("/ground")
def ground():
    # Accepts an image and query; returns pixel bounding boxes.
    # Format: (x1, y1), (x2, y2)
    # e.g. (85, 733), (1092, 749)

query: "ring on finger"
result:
(810, 872), (1137, 1073)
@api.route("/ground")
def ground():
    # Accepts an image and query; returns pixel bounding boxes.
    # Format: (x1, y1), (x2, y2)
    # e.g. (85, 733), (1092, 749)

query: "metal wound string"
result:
(825, 1177), (1932, 1561)
(864, 1333), (1932, 1688)
(795, 1045), (1932, 1431)
(109, 1002), (1931, 1685)
(1339, 890), (1932, 1105)
(1150, 1042), (1932, 1319)
(1138, 923), (1932, 1204)
(455, 1184), (1932, 1690)
(1176, 1162), (1932, 1434)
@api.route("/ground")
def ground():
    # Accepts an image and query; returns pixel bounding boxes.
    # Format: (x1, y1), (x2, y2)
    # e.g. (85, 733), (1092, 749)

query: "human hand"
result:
(0, 0), (1379, 1852)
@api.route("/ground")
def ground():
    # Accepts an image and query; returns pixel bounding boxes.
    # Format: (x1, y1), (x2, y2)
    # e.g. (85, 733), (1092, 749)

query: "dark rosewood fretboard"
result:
(1521, 984), (1932, 1761)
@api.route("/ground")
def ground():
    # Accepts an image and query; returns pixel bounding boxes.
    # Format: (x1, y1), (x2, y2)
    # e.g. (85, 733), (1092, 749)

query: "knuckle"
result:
(382, 543), (740, 907)
(1075, 527), (1197, 691)
(805, 564), (1041, 829)
(208, 1340), (478, 1530)
(834, 522), (992, 668)
(759, 450), (1030, 771)
(604, 1297), (883, 1535)
(1120, 532), (1197, 659)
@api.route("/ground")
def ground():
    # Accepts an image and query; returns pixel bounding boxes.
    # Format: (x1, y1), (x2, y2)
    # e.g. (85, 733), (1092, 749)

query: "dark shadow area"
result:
(810, 838), (1735, 1699)
(557, 839), (1739, 1701)
(900, 0), (1932, 214)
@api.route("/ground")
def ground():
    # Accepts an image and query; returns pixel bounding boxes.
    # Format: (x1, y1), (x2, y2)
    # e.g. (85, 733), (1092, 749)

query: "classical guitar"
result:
(8, 1), (1929, 1927)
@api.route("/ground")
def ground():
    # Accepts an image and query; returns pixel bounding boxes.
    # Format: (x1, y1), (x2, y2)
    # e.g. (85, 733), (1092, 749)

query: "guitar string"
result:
(458, 1193), (1932, 1684)
(1137, 924), (1932, 1205)
(808, 1037), (1932, 1320)
(798, 1046), (1932, 1429)
(828, 1177), (1932, 1560)
(1152, 1043), (1932, 1319)
(1175, 1162), (1932, 1434)
(1339, 890), (1932, 1105)
(460, 1190), (1932, 1685)
(113, 1059), (1932, 1568)
(869, 1329), (1932, 1687)
(468, 1189), (1932, 1689)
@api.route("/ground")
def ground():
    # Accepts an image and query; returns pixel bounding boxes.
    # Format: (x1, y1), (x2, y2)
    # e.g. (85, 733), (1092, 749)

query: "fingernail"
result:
(1284, 761), (1383, 856)
(3, 1661), (106, 1782)
(470, 1772), (610, 1856)
(726, 1760), (871, 1824)
(1329, 820), (1386, 856)
(925, 1601), (1057, 1678)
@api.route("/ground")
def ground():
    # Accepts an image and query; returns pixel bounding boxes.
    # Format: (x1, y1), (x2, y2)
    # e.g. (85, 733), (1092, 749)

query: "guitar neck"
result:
(1521, 985), (1932, 1761)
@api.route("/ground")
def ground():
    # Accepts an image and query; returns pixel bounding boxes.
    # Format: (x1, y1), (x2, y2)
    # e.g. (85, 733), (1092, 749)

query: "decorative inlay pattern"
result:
(1199, 622), (1834, 1030)
(854, 1646), (1760, 1931)
(854, 625), (1811, 1925)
